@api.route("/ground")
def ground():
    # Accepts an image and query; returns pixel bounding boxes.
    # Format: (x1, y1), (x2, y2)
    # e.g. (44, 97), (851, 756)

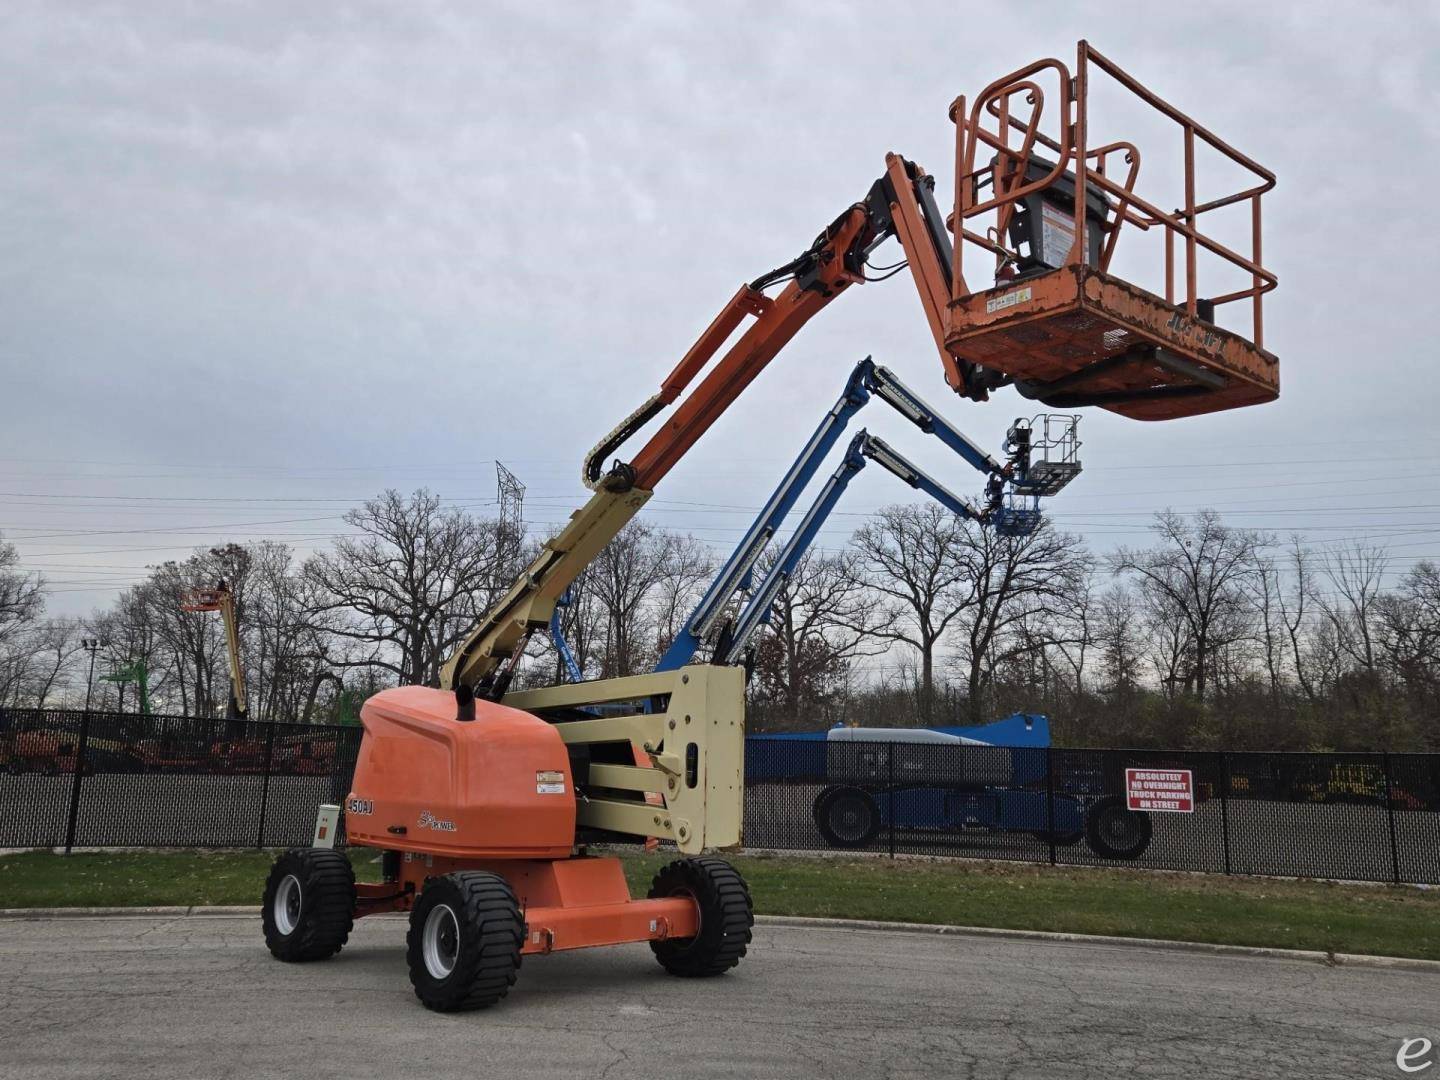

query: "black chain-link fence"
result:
(3, 707), (1437, 884)
(742, 737), (1440, 884)
(0, 707), (360, 850)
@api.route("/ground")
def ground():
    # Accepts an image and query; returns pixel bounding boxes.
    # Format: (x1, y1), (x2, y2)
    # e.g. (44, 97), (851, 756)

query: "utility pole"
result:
(81, 638), (103, 712)
(68, 637), (106, 854)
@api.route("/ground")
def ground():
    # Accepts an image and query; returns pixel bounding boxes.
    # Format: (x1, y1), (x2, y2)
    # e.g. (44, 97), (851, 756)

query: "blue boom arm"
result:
(549, 357), (1081, 683)
(719, 430), (988, 665)
(548, 587), (585, 683)
(656, 355), (1005, 672)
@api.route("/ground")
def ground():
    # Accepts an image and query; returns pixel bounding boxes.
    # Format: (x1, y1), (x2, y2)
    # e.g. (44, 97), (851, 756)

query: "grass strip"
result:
(2, 848), (1435, 961)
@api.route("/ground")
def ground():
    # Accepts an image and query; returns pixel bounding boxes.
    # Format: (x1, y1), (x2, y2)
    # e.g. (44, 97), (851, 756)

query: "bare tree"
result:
(1245, 552), (1286, 704)
(1112, 510), (1265, 704)
(304, 490), (507, 687)
(847, 504), (977, 723)
(1276, 536), (1319, 703)
(0, 533), (43, 647)
(22, 618), (84, 706)
(748, 549), (882, 730)
(650, 535), (714, 661)
(947, 519), (1092, 723)
(585, 522), (711, 678)
(1095, 586), (1143, 703)
(1320, 541), (1389, 676)
(1377, 560), (1440, 738)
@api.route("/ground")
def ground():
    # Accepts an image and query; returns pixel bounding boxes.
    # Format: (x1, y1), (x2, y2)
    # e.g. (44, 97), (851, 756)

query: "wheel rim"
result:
(273, 874), (302, 936)
(1100, 807), (1141, 848)
(423, 903), (460, 979)
(828, 795), (873, 843)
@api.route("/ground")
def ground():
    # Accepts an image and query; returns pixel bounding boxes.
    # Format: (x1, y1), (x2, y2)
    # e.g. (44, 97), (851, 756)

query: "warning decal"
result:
(1125, 768), (1194, 813)
(985, 286), (1033, 314)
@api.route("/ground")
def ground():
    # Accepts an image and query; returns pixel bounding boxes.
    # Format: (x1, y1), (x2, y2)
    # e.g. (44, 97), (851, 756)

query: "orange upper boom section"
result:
(440, 41), (1278, 696)
(615, 40), (1276, 492)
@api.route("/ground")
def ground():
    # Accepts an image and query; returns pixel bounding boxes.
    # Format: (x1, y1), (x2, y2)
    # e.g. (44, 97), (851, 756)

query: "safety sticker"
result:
(537, 770), (566, 795)
(985, 286), (1032, 314)
(1039, 202), (1076, 266)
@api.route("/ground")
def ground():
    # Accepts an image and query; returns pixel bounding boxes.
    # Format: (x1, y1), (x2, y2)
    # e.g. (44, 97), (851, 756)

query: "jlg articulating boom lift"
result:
(180, 580), (247, 722)
(259, 42), (1277, 1013)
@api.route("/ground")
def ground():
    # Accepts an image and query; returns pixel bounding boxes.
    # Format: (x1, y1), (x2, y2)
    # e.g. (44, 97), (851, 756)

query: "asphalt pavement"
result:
(0, 912), (1433, 1079)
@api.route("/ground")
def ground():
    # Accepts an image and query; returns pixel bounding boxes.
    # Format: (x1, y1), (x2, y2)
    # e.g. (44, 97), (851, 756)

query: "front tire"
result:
(648, 857), (753, 977)
(262, 848), (355, 962)
(814, 785), (881, 848)
(1084, 796), (1153, 860)
(405, 872), (524, 1012)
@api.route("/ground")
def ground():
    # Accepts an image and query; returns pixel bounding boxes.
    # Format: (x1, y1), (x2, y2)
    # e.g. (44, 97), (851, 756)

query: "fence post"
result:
(62, 709), (93, 854)
(255, 720), (278, 850)
(1045, 747), (1056, 866)
(1382, 751), (1401, 885)
(887, 742), (895, 860)
(1218, 751), (1232, 876)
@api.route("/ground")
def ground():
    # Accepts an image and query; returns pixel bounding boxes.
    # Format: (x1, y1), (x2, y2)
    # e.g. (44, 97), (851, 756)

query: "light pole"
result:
(80, 638), (104, 713)
(68, 637), (106, 854)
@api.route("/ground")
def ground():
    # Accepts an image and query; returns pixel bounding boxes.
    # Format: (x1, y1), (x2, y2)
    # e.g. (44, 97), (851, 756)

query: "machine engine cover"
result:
(346, 686), (575, 859)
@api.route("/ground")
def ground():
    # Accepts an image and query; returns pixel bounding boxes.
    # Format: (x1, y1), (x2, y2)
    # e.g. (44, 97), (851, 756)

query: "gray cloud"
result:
(2, 1), (1438, 610)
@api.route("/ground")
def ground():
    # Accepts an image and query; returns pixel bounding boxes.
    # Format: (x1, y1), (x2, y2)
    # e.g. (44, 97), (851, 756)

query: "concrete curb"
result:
(3, 905), (1438, 974)
(756, 915), (1440, 974)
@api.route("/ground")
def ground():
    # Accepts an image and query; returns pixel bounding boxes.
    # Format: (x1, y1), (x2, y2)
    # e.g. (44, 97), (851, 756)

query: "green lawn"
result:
(2, 847), (1437, 961)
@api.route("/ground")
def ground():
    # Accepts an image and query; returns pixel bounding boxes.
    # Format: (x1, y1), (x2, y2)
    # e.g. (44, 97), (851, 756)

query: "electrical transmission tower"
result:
(496, 461), (525, 567)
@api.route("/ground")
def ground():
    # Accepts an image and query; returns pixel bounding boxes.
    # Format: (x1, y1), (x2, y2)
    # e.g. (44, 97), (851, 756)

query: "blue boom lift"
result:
(651, 356), (1080, 672)
(544, 358), (1150, 859)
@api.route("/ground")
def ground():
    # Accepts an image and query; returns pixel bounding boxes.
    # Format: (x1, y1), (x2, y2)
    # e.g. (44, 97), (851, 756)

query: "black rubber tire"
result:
(262, 847), (355, 962)
(1084, 796), (1153, 860)
(405, 872), (524, 1012)
(648, 857), (753, 977)
(813, 785), (881, 848)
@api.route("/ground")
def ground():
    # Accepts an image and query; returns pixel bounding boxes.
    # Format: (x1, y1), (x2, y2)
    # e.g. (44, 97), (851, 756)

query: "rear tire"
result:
(814, 785), (880, 848)
(648, 857), (753, 977)
(262, 848), (355, 962)
(1084, 795), (1153, 860)
(406, 872), (524, 1012)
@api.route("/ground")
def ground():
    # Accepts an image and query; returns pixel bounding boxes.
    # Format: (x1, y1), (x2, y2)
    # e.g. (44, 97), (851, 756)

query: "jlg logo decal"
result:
(418, 810), (457, 832)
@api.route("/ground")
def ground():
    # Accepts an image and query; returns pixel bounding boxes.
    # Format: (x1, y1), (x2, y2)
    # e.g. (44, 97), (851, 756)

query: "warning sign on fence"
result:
(1125, 768), (1195, 813)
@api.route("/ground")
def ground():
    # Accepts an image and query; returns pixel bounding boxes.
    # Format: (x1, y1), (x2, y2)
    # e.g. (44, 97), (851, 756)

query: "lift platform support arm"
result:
(180, 581), (247, 719)
(439, 160), (969, 703)
(440, 43), (1277, 706)
(654, 355), (1001, 672)
(720, 430), (992, 666)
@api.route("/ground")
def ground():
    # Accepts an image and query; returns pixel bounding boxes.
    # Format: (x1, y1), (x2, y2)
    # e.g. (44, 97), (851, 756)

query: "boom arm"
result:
(180, 581), (247, 719)
(720, 431), (992, 665)
(439, 157), (974, 702)
(655, 355), (1001, 672)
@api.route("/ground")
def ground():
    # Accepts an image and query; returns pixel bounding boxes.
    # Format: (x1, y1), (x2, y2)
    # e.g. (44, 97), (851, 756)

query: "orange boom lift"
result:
(259, 42), (1278, 1011)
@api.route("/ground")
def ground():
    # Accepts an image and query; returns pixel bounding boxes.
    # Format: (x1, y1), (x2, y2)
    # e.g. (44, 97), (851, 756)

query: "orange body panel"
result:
(346, 686), (574, 860)
(357, 854), (700, 955)
(947, 265), (1278, 420)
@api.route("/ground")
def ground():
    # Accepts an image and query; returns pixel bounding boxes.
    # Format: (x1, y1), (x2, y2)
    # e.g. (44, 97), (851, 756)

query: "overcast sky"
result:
(4, 1), (1440, 625)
